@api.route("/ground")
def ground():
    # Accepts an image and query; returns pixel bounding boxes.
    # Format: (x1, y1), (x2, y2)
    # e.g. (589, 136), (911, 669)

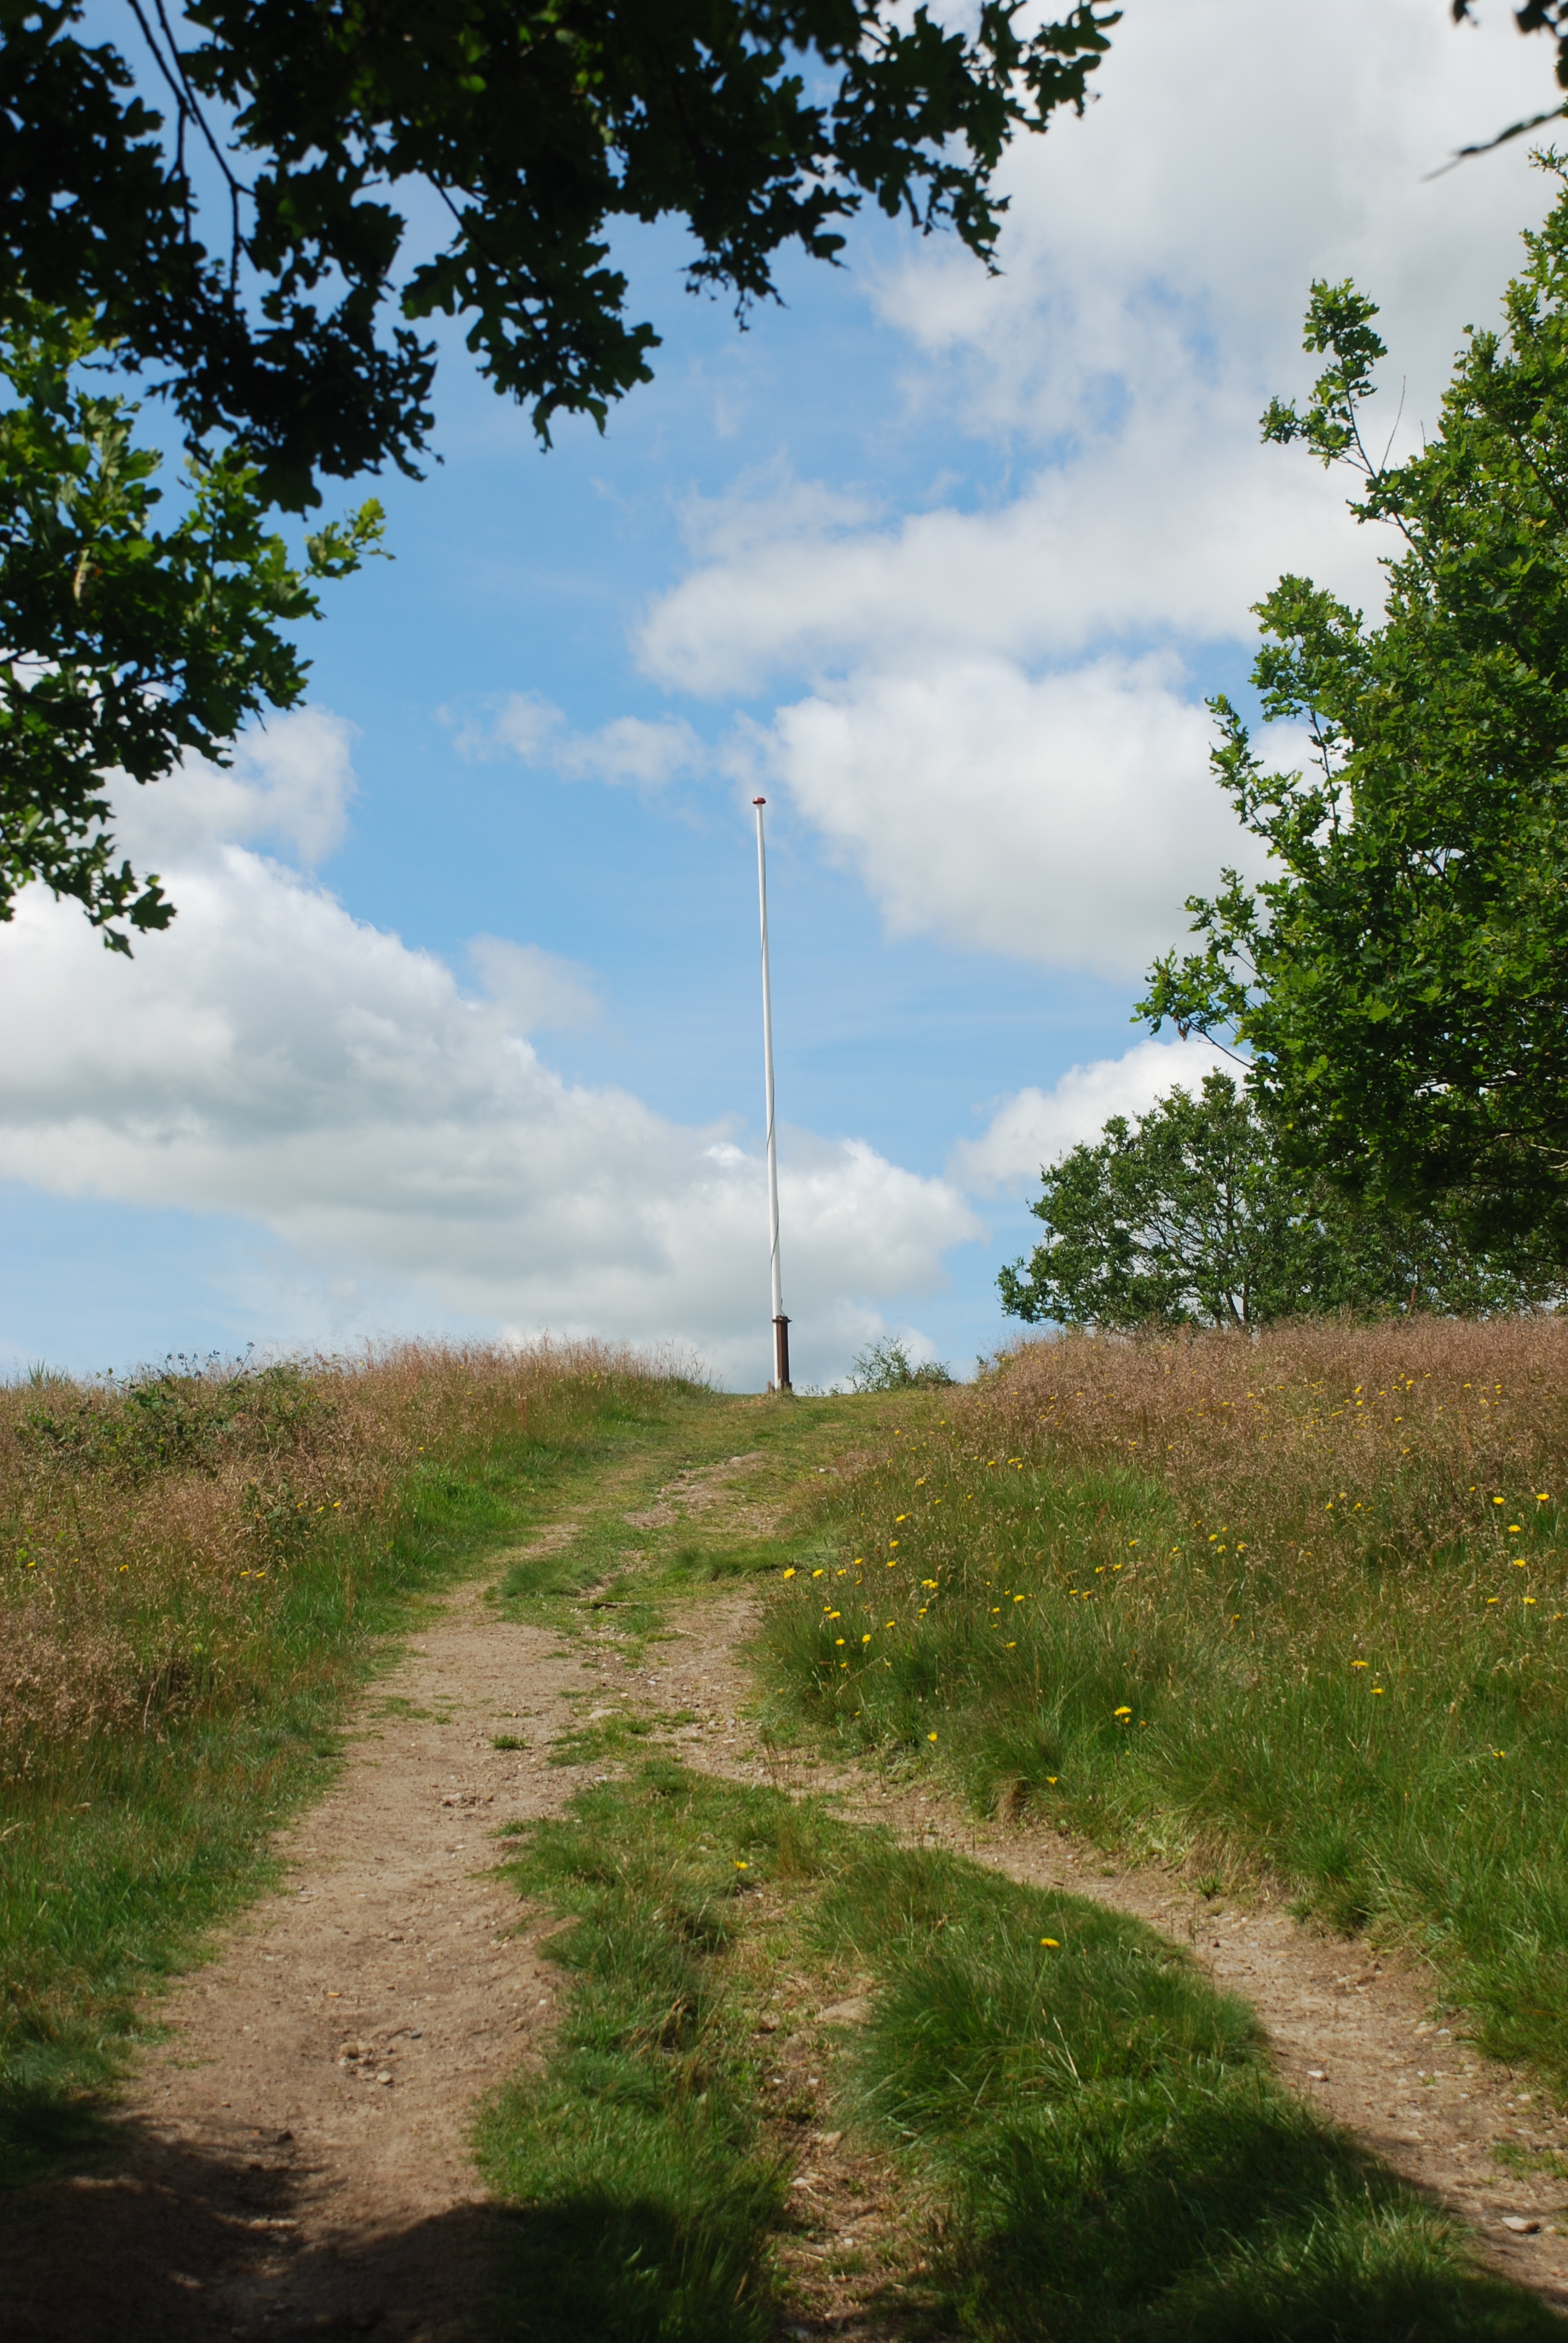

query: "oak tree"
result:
(1, 0), (1116, 512)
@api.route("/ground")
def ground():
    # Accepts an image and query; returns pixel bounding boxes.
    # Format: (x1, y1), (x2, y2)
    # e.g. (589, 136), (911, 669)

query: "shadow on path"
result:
(0, 2108), (500, 2342)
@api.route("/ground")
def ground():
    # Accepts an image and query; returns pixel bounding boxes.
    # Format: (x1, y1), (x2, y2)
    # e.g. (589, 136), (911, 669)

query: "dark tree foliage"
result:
(0, 0), (1116, 512)
(996, 1075), (1557, 1332)
(0, 305), (382, 949)
(1139, 162), (1568, 1262)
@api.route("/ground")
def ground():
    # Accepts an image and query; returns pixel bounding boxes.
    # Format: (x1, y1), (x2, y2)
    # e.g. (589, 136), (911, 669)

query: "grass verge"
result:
(479, 1760), (1553, 2341)
(758, 1317), (1568, 2088)
(0, 1340), (707, 2182)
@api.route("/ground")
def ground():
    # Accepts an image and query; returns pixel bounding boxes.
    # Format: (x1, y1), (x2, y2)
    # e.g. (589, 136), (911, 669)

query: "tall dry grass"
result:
(762, 1317), (1568, 2082)
(0, 1337), (670, 1769)
(0, 1335), (698, 2166)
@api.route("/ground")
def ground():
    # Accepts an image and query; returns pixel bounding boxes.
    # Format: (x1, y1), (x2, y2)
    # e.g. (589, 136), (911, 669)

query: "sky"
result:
(0, 0), (1561, 1389)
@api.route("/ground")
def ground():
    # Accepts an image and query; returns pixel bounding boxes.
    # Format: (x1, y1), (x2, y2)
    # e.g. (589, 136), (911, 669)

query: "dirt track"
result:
(7, 1444), (1568, 2334)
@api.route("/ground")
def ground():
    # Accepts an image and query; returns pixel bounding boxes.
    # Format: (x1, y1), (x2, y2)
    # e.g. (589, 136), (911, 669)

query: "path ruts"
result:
(7, 1427), (1568, 2335)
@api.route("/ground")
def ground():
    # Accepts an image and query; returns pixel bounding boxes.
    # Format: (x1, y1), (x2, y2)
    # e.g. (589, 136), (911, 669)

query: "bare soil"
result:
(7, 1437), (1568, 2335)
(0, 1562), (647, 2341)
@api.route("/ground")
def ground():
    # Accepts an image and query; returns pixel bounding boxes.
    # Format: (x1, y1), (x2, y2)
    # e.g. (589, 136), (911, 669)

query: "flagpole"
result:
(752, 796), (790, 1392)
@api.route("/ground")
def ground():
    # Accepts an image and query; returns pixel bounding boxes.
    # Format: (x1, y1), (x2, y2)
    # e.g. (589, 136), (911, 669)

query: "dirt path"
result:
(564, 1583), (1568, 2319)
(650, 1588), (1568, 2315)
(8, 1429), (1568, 2334)
(0, 1559), (654, 2342)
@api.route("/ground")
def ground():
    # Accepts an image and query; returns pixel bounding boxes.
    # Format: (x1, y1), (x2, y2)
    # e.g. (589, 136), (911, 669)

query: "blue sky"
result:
(0, 1), (1559, 1386)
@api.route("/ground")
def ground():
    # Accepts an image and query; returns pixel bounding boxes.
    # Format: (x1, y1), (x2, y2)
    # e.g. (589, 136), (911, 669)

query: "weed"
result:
(760, 1316), (1568, 2088)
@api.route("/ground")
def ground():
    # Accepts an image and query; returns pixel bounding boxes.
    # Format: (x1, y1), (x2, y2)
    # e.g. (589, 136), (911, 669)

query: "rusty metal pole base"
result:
(773, 1314), (792, 1394)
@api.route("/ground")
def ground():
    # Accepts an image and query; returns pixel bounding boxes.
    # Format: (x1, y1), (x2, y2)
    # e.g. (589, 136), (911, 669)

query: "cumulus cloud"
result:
(466, 937), (601, 1034)
(753, 654), (1261, 978)
(638, 437), (1366, 703)
(449, 690), (705, 790)
(630, 1), (1555, 978)
(950, 1037), (1238, 1198)
(0, 714), (976, 1385)
(121, 706), (358, 869)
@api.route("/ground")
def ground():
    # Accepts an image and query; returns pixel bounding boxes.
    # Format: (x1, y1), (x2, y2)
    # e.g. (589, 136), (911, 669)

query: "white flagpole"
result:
(752, 796), (789, 1391)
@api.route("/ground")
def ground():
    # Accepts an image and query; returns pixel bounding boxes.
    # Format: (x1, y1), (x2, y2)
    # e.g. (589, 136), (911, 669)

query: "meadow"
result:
(0, 1338), (704, 2177)
(760, 1317), (1568, 2085)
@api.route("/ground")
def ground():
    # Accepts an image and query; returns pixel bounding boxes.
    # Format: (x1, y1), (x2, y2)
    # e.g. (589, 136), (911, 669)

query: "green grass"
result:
(477, 1765), (820, 2342)
(479, 1763), (1553, 2341)
(757, 1324), (1568, 2090)
(818, 1842), (1556, 2341)
(0, 1358), (723, 2183)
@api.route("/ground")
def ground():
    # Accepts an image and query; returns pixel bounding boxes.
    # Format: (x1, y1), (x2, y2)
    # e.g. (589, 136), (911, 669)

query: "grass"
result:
(479, 1761), (1555, 2341)
(759, 1316), (1568, 2088)
(0, 1339), (711, 2181)
(477, 1765), (817, 2342)
(489, 1388), (876, 1656)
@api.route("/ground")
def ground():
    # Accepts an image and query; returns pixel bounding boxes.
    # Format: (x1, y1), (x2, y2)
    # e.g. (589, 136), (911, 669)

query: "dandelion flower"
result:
(782, 1567), (797, 1579)
(1041, 1938), (1060, 1948)
(927, 1731), (938, 1742)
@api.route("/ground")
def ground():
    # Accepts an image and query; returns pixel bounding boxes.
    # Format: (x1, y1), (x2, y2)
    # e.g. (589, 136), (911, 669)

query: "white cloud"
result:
(450, 689), (705, 790)
(466, 937), (601, 1033)
(0, 714), (976, 1386)
(950, 1037), (1237, 1198)
(630, 1), (1558, 978)
(122, 707), (358, 869)
(753, 652), (1257, 977)
(638, 437), (1366, 702)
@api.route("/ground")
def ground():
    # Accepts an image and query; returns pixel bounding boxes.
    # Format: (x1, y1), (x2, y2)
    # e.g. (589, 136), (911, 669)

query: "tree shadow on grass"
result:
(938, 2089), (1564, 2342)
(489, 2187), (779, 2343)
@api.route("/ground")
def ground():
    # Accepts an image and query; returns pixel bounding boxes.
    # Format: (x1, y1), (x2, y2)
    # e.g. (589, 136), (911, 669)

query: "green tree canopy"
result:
(997, 1073), (1557, 1332)
(1139, 159), (1568, 1262)
(0, 0), (1116, 513)
(0, 304), (382, 949)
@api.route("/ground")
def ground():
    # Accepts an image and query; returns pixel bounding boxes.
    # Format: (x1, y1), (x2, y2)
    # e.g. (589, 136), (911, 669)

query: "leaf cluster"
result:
(848, 1335), (955, 1391)
(0, 304), (382, 945)
(16, 1358), (329, 1483)
(2, 0), (1117, 511)
(1140, 159), (1568, 1259)
(997, 1073), (1558, 1331)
